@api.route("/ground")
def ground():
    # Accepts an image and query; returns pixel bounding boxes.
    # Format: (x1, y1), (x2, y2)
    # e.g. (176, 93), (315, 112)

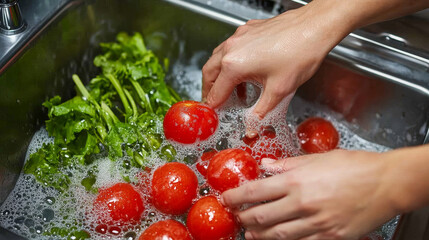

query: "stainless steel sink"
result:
(0, 0), (428, 239)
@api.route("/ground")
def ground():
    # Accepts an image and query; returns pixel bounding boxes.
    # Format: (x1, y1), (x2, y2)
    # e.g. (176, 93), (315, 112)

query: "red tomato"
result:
(163, 101), (218, 144)
(151, 162), (198, 215)
(207, 149), (259, 193)
(187, 196), (237, 240)
(139, 219), (192, 240)
(297, 117), (339, 154)
(239, 146), (253, 156)
(196, 149), (218, 177)
(93, 183), (144, 225)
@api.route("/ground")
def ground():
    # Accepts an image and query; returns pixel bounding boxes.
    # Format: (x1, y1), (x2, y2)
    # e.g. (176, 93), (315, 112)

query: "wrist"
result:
(382, 146), (429, 214)
(292, 0), (356, 52)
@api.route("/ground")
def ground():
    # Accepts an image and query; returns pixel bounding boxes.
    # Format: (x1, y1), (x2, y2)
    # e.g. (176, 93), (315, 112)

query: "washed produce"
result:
(0, 31), (394, 240)
(139, 220), (191, 240)
(297, 117), (339, 153)
(186, 196), (238, 240)
(207, 148), (260, 193)
(196, 148), (218, 177)
(23, 32), (180, 192)
(150, 162), (198, 215)
(163, 100), (218, 144)
(93, 183), (145, 225)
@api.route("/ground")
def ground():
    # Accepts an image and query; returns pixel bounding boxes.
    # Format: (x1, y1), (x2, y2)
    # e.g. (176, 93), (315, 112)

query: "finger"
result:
(296, 234), (326, 240)
(221, 173), (288, 208)
(261, 154), (320, 173)
(237, 197), (300, 229)
(212, 41), (225, 55)
(206, 70), (242, 109)
(244, 218), (319, 240)
(252, 78), (292, 119)
(202, 51), (223, 101)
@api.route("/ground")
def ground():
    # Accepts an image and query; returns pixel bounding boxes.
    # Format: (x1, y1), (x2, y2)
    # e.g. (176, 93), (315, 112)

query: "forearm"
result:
(383, 145), (429, 214)
(298, 0), (429, 50)
(338, 0), (429, 29)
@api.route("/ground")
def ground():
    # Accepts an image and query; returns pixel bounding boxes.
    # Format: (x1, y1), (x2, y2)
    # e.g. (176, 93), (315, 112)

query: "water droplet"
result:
(24, 218), (35, 228)
(216, 138), (229, 150)
(124, 231), (137, 240)
(184, 153), (198, 164)
(42, 208), (54, 222)
(35, 225), (43, 234)
(199, 187), (210, 196)
(13, 216), (25, 224)
(44, 196), (56, 205)
(108, 226), (121, 235)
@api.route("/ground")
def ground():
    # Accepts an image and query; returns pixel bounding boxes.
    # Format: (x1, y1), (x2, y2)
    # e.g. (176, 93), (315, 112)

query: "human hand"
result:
(221, 150), (399, 240)
(202, 1), (351, 119)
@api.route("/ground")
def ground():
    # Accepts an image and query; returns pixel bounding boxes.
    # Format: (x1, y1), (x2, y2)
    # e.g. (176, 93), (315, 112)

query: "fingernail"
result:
(261, 158), (276, 166)
(219, 195), (226, 206)
(245, 231), (254, 240)
(245, 130), (258, 138)
(235, 215), (242, 225)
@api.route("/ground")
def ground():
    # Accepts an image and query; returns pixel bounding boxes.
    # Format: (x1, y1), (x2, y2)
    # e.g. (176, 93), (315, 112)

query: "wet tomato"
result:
(93, 183), (144, 225)
(139, 219), (192, 240)
(186, 196), (237, 240)
(163, 101), (218, 144)
(207, 149), (259, 193)
(151, 162), (198, 215)
(196, 148), (218, 177)
(297, 117), (339, 154)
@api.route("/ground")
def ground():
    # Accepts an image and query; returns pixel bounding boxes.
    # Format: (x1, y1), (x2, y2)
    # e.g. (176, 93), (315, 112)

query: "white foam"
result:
(0, 60), (394, 240)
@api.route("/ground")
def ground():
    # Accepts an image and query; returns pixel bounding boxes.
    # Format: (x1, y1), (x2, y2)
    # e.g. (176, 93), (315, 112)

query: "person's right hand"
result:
(202, 1), (351, 119)
(221, 150), (400, 240)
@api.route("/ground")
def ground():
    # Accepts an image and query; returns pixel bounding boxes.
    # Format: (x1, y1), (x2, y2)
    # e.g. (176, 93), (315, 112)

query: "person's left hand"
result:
(221, 150), (399, 240)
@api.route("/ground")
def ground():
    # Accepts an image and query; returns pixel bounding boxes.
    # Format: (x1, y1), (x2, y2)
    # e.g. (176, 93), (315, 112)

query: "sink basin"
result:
(0, 0), (428, 239)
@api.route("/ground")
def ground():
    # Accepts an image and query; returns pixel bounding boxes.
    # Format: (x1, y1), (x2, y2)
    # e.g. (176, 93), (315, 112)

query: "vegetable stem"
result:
(123, 88), (138, 123)
(106, 74), (133, 118)
(130, 80), (153, 113)
(101, 102), (120, 124)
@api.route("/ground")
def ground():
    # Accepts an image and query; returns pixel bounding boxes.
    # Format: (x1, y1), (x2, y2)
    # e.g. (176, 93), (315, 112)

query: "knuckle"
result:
(244, 184), (258, 199)
(235, 25), (248, 35)
(295, 199), (314, 214)
(269, 85), (288, 98)
(272, 228), (289, 240)
(223, 38), (236, 51)
(251, 212), (267, 225)
(310, 217), (328, 229)
(220, 54), (237, 70)
(246, 19), (258, 25)
(202, 63), (211, 76)
(322, 230), (345, 240)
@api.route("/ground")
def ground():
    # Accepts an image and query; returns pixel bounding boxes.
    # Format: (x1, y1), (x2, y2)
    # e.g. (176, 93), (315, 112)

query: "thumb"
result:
(252, 79), (293, 119)
(261, 154), (319, 173)
(206, 70), (241, 109)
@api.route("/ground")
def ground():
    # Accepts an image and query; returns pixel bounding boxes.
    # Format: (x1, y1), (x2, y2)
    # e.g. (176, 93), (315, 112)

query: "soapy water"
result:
(0, 97), (397, 240)
(0, 61), (398, 240)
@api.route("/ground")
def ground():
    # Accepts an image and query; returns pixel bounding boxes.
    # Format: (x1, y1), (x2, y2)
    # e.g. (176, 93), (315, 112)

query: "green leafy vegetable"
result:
(24, 32), (180, 193)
